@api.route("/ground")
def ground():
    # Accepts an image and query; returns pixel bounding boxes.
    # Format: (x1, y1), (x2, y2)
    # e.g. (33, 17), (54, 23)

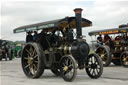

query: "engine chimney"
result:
(74, 8), (83, 39)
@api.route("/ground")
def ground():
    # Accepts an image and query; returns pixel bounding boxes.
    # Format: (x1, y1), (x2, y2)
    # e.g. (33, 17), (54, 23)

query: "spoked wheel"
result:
(120, 52), (128, 67)
(86, 53), (103, 79)
(21, 43), (45, 78)
(51, 68), (60, 76)
(60, 55), (77, 82)
(96, 46), (111, 67)
(8, 49), (12, 60)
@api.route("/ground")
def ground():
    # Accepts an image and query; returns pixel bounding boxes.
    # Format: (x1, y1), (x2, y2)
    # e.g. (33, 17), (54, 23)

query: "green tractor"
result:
(15, 44), (23, 58)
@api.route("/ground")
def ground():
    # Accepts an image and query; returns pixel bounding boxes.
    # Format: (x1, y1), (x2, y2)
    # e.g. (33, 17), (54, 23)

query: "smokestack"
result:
(74, 8), (83, 39)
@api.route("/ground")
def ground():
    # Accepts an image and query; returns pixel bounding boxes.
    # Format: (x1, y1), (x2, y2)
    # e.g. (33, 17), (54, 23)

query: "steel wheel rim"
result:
(61, 57), (75, 79)
(87, 55), (101, 76)
(22, 45), (39, 76)
(98, 48), (107, 64)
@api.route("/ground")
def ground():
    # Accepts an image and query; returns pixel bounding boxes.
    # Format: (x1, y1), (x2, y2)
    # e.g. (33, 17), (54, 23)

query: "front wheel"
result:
(120, 52), (128, 67)
(60, 55), (77, 82)
(96, 46), (111, 67)
(21, 43), (45, 78)
(86, 53), (103, 79)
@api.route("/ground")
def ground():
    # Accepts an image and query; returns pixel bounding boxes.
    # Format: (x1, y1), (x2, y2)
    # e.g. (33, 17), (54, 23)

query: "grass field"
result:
(89, 49), (95, 54)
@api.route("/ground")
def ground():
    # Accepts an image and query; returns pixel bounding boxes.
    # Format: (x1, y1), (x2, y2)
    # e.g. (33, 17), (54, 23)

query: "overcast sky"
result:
(1, 0), (128, 43)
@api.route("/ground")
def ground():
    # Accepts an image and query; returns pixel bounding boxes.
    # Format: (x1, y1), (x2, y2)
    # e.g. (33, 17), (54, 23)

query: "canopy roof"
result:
(88, 27), (128, 36)
(13, 17), (92, 33)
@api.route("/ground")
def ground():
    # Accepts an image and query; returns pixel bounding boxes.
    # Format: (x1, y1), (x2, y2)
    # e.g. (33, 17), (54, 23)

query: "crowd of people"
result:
(97, 34), (111, 46)
(97, 33), (128, 47)
(26, 30), (47, 43)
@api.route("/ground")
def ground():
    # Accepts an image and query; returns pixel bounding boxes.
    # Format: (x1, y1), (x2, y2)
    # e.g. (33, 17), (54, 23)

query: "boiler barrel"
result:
(58, 45), (72, 55)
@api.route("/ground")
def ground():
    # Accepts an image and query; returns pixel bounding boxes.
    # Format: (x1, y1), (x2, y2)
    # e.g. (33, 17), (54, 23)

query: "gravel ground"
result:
(0, 58), (128, 85)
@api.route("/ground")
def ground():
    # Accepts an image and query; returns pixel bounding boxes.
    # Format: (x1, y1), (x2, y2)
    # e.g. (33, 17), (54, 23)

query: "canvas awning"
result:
(13, 17), (92, 33)
(88, 27), (128, 36)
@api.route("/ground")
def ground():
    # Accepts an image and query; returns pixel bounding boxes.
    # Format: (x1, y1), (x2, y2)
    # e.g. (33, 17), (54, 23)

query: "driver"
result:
(67, 29), (74, 43)
(38, 29), (49, 50)
(26, 31), (33, 43)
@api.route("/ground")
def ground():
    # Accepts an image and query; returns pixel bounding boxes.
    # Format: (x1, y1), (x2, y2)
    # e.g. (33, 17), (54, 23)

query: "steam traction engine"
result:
(13, 8), (103, 81)
(88, 25), (128, 67)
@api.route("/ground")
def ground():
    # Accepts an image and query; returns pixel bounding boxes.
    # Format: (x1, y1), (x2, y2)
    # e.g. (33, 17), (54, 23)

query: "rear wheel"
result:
(96, 46), (111, 67)
(120, 52), (128, 67)
(8, 49), (12, 60)
(60, 55), (77, 82)
(21, 43), (45, 78)
(86, 53), (103, 79)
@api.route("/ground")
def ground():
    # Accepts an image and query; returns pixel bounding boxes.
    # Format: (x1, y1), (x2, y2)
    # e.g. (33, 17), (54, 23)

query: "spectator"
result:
(115, 36), (121, 41)
(97, 34), (102, 42)
(97, 34), (102, 46)
(104, 34), (111, 43)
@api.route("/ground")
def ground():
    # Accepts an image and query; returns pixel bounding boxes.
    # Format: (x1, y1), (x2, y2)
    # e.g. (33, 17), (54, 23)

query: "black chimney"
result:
(74, 8), (83, 39)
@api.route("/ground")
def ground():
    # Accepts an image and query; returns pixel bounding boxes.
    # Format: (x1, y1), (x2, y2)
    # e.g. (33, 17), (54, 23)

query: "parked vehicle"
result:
(13, 8), (103, 81)
(0, 40), (12, 61)
(15, 44), (23, 58)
